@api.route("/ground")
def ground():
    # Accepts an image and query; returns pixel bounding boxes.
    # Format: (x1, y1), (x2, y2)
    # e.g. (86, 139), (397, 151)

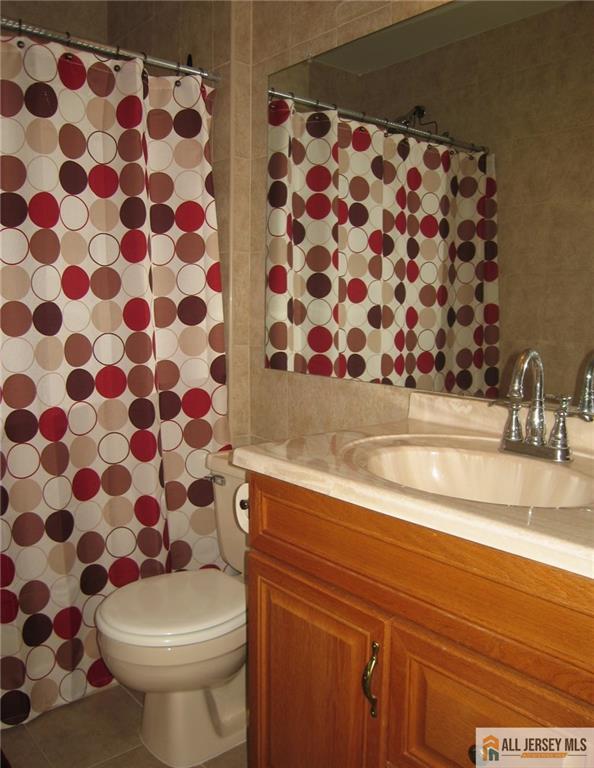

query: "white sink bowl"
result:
(343, 435), (594, 508)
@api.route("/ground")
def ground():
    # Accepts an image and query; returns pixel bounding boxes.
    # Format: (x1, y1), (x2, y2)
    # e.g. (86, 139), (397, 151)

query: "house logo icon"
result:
(482, 735), (500, 762)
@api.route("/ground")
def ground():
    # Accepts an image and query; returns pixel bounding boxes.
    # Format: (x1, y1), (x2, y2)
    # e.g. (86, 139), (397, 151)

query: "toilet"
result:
(95, 451), (248, 768)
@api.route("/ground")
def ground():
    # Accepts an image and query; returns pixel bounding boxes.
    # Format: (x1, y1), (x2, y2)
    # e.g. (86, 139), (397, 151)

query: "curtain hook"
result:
(16, 18), (25, 47)
(64, 30), (74, 59)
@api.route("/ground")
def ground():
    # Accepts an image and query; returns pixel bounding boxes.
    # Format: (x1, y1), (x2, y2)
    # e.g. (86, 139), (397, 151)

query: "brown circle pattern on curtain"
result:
(265, 99), (499, 397)
(0, 36), (229, 726)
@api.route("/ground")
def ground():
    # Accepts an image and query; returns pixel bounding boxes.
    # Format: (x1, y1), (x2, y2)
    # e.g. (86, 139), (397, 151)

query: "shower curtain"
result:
(0, 36), (229, 725)
(265, 98), (499, 397)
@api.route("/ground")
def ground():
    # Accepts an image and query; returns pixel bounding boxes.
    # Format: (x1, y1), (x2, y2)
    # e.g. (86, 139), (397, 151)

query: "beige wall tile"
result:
(250, 350), (289, 440)
(336, 1), (390, 25)
(391, 0), (451, 24)
(2, 1), (109, 41)
(287, 373), (410, 436)
(250, 157), (267, 255)
(232, 1), (252, 65)
(232, 64), (252, 160)
(213, 1), (232, 69)
(252, 2), (292, 64)
(231, 156), (251, 249)
(289, 2), (337, 47)
(231, 252), (251, 346)
(178, 1), (213, 70)
(290, 29), (339, 66)
(212, 64), (231, 164)
(336, 3), (392, 45)
(229, 344), (251, 439)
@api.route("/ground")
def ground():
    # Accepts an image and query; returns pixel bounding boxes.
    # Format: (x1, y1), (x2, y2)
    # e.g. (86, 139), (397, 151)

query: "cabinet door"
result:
(387, 617), (593, 768)
(248, 552), (390, 768)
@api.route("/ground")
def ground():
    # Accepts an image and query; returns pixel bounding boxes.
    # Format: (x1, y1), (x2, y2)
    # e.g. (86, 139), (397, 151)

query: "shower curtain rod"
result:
(1, 16), (220, 82)
(268, 87), (488, 154)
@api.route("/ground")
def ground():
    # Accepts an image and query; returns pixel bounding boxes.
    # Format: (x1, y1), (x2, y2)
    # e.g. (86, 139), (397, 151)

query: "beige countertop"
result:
(233, 393), (594, 579)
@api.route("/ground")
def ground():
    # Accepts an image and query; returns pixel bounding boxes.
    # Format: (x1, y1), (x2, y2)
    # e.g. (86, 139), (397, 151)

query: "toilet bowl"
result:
(95, 451), (248, 768)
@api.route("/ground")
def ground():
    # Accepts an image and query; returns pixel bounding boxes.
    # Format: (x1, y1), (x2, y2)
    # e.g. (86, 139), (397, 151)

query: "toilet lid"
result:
(95, 570), (246, 647)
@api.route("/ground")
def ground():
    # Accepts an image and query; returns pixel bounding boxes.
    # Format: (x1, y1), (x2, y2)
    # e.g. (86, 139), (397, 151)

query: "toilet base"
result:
(140, 670), (247, 768)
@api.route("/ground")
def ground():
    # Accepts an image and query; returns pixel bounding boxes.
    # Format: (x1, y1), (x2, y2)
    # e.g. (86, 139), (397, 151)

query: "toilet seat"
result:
(96, 569), (246, 647)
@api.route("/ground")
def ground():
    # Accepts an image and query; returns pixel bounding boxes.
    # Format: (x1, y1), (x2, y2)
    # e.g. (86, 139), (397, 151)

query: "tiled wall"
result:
(1, 1), (108, 42)
(247, 1), (449, 442)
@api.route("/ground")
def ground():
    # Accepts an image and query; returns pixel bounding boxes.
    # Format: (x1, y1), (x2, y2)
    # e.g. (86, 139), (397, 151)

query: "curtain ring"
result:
(141, 51), (148, 64)
(176, 62), (181, 77)
(18, 18), (22, 36)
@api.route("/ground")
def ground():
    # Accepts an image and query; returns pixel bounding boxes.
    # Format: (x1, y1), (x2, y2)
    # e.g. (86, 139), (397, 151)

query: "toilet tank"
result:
(205, 450), (247, 573)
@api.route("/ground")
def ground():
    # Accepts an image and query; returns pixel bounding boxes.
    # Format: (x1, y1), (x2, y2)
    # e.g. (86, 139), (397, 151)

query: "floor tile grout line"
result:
(119, 684), (143, 709)
(86, 744), (141, 768)
(24, 721), (59, 768)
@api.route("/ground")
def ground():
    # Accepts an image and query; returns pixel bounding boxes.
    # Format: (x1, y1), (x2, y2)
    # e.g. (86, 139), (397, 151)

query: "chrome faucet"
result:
(576, 356), (594, 422)
(501, 349), (571, 462)
(507, 349), (546, 446)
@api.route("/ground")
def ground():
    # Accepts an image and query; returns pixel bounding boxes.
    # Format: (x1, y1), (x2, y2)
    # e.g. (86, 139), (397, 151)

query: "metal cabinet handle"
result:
(361, 640), (380, 717)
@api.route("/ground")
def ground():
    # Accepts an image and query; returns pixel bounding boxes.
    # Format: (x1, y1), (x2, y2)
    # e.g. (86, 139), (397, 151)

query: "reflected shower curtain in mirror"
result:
(265, 98), (499, 396)
(0, 36), (229, 725)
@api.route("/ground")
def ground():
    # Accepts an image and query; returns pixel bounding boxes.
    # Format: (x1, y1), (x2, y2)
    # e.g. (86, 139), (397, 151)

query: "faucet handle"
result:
(545, 394), (572, 410)
(503, 397), (523, 442)
(546, 394), (583, 418)
(547, 395), (572, 456)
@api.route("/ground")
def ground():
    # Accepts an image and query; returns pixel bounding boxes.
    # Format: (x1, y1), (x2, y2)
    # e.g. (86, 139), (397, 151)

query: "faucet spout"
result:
(508, 349), (546, 446)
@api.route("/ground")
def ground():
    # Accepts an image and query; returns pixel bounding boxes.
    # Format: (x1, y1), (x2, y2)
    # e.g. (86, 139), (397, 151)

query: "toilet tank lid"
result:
(206, 450), (246, 480)
(95, 570), (246, 647)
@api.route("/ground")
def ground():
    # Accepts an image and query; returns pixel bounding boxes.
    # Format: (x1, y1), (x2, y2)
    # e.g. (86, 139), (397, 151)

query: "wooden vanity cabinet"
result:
(247, 473), (594, 768)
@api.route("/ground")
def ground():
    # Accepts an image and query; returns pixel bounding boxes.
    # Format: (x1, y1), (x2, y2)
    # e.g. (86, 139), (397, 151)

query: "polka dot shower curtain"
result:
(265, 98), (499, 396)
(0, 35), (229, 726)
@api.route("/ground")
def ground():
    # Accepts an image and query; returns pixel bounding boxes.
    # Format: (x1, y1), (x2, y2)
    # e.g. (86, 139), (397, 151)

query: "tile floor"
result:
(1, 686), (247, 768)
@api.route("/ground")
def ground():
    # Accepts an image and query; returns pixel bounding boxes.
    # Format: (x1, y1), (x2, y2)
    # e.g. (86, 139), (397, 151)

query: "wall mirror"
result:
(264, 0), (593, 399)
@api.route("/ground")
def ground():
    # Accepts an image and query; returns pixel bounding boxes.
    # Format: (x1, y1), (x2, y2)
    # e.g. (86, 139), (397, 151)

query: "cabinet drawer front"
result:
(387, 619), (594, 768)
(248, 553), (389, 768)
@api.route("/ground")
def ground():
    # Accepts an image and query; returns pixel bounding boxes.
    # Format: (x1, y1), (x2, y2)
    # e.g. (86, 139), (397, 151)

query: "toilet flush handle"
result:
(205, 473), (225, 486)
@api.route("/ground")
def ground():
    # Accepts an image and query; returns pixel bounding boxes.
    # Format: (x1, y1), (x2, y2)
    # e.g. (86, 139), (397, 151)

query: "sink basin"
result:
(343, 435), (593, 508)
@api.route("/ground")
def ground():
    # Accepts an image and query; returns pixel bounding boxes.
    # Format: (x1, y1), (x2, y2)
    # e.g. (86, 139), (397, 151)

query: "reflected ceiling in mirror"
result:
(265, 0), (593, 399)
